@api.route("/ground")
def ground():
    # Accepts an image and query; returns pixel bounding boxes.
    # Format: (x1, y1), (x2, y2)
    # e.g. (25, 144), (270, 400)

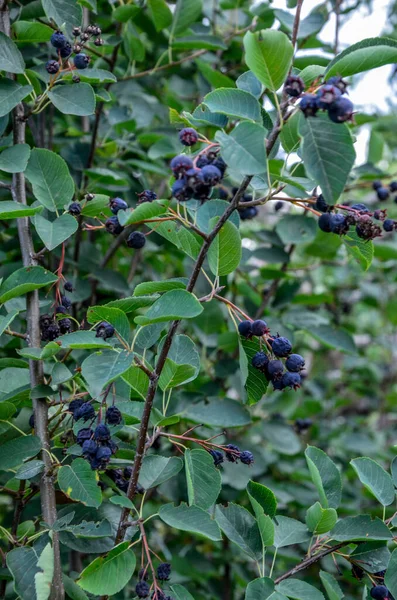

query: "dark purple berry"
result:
(76, 428), (93, 445)
(64, 281), (73, 292)
(315, 194), (329, 213)
(59, 42), (72, 58)
(68, 202), (81, 216)
(370, 586), (390, 600)
(251, 319), (269, 336)
(239, 206), (258, 220)
(225, 444), (240, 463)
(377, 187), (390, 201)
(281, 371), (301, 390)
(105, 216), (124, 235)
(75, 403), (95, 422)
(72, 26), (81, 37)
(74, 53), (90, 69)
(171, 180), (193, 202)
(284, 75), (305, 97)
(316, 84), (342, 109)
(69, 399), (84, 416)
(275, 201), (284, 212)
(41, 323), (60, 341)
(273, 378), (287, 391)
(390, 181), (397, 192)
(46, 60), (59, 74)
(327, 97), (354, 123)
(137, 190), (157, 203)
(372, 180), (382, 190)
(252, 351), (269, 371)
(209, 449), (224, 467)
(238, 320), (252, 338)
(157, 563), (171, 581)
(351, 203), (369, 213)
(61, 295), (72, 309)
(127, 231), (146, 249)
(200, 165), (222, 185)
(212, 156), (227, 176)
(29, 414), (35, 429)
(58, 318), (72, 334)
(295, 418), (313, 433)
(383, 219), (394, 232)
(109, 197), (128, 214)
(136, 581), (150, 598)
(271, 336), (292, 357)
(325, 76), (348, 93)
(50, 30), (67, 49)
(318, 213), (332, 232)
(299, 94), (319, 117)
(268, 359), (284, 380)
(286, 354), (305, 372)
(179, 127), (199, 146)
(95, 321), (115, 339)
(330, 213), (348, 234)
(170, 155), (193, 176)
(106, 406), (122, 425)
(94, 424), (111, 441)
(94, 446), (112, 468)
(82, 439), (98, 456)
(240, 451), (254, 465)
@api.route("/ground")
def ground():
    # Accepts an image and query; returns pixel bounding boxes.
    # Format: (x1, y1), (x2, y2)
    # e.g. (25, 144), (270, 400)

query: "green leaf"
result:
(0, 201), (42, 219)
(350, 541), (390, 574)
(48, 83), (96, 116)
(64, 68), (117, 84)
(110, 496), (134, 510)
(86, 305), (130, 345)
(306, 502), (338, 534)
(33, 213), (78, 251)
(276, 579), (325, 600)
(81, 350), (132, 398)
(319, 571), (344, 600)
(0, 401), (16, 420)
(183, 397), (251, 428)
(308, 325), (356, 353)
(118, 200), (169, 226)
(35, 543), (54, 600)
(275, 8), (326, 39)
(215, 503), (262, 560)
(13, 21), (53, 43)
(7, 547), (40, 600)
(147, 220), (202, 259)
(112, 4), (140, 22)
(331, 516), (393, 542)
(239, 337), (269, 406)
(203, 88), (262, 122)
(104, 296), (157, 313)
(247, 481), (277, 518)
(122, 366), (149, 399)
(0, 31), (25, 73)
(185, 449), (222, 510)
(25, 148), (75, 212)
(171, 0), (203, 35)
(159, 503), (221, 541)
(299, 114), (356, 205)
(0, 266), (57, 304)
(236, 71), (263, 99)
(276, 215), (317, 245)
(134, 279), (187, 296)
(0, 435), (41, 470)
(343, 231), (374, 271)
(58, 458), (102, 508)
(207, 218), (242, 276)
(41, 0), (83, 34)
(139, 455), (183, 489)
(216, 121), (267, 176)
(196, 58), (234, 88)
(0, 144), (30, 173)
(273, 516), (309, 548)
(326, 37), (397, 78)
(0, 80), (32, 117)
(78, 542), (136, 595)
(15, 460), (45, 480)
(158, 334), (200, 390)
(305, 446), (342, 509)
(174, 35), (226, 51)
(50, 330), (112, 350)
(170, 584), (196, 600)
(0, 309), (19, 336)
(279, 110), (301, 153)
(134, 290), (203, 326)
(351, 457), (395, 506)
(148, 0), (172, 30)
(246, 577), (289, 600)
(243, 30), (294, 91)
(385, 548), (397, 600)
(63, 575), (89, 600)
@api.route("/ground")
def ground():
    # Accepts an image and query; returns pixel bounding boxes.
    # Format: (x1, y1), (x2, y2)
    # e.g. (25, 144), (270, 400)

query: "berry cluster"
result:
(134, 563), (172, 598)
(137, 190), (157, 204)
(209, 444), (254, 467)
(238, 319), (306, 391)
(235, 188), (258, 221)
(104, 197), (147, 250)
(108, 466), (145, 494)
(373, 180), (397, 202)
(70, 402), (121, 470)
(171, 131), (227, 203)
(48, 25), (101, 78)
(39, 288), (73, 341)
(297, 76), (354, 124)
(315, 194), (396, 239)
(95, 321), (115, 339)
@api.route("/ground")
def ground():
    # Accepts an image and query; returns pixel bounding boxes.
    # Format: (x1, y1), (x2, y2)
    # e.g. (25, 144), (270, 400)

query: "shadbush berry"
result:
(109, 197), (128, 214)
(281, 371), (301, 390)
(200, 165), (222, 186)
(315, 194), (329, 213)
(370, 586), (390, 600)
(209, 449), (224, 467)
(271, 336), (292, 357)
(316, 84), (342, 109)
(105, 216), (124, 235)
(95, 321), (115, 339)
(82, 439), (98, 456)
(50, 30), (67, 49)
(171, 180), (193, 202)
(170, 155), (193, 176)
(137, 190), (157, 203)
(286, 354), (305, 372)
(68, 202), (81, 216)
(252, 351), (269, 371)
(225, 444), (240, 462)
(299, 94), (319, 117)
(239, 206), (258, 220)
(106, 406), (122, 425)
(75, 403), (95, 422)
(74, 53), (90, 69)
(284, 75), (305, 97)
(59, 318), (72, 334)
(93, 446), (112, 469)
(136, 581), (150, 598)
(268, 359), (284, 380)
(251, 320), (269, 336)
(46, 60), (59, 74)
(275, 201), (284, 211)
(318, 213), (332, 232)
(69, 399), (84, 416)
(29, 414), (35, 428)
(238, 320), (252, 338)
(390, 181), (397, 192)
(240, 451), (254, 465)
(76, 428), (93, 445)
(351, 203), (369, 213)
(383, 219), (394, 232)
(373, 180), (382, 190)
(94, 424), (111, 441)
(127, 231), (146, 249)
(330, 213), (348, 235)
(328, 97), (354, 123)
(64, 281), (73, 292)
(326, 75), (348, 93)
(377, 187), (390, 201)
(295, 418), (313, 433)
(179, 127), (198, 146)
(59, 42), (72, 58)
(157, 563), (171, 581)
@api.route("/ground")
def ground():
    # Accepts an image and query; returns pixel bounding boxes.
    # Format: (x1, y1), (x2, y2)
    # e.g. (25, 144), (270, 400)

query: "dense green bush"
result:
(1, 1), (397, 599)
